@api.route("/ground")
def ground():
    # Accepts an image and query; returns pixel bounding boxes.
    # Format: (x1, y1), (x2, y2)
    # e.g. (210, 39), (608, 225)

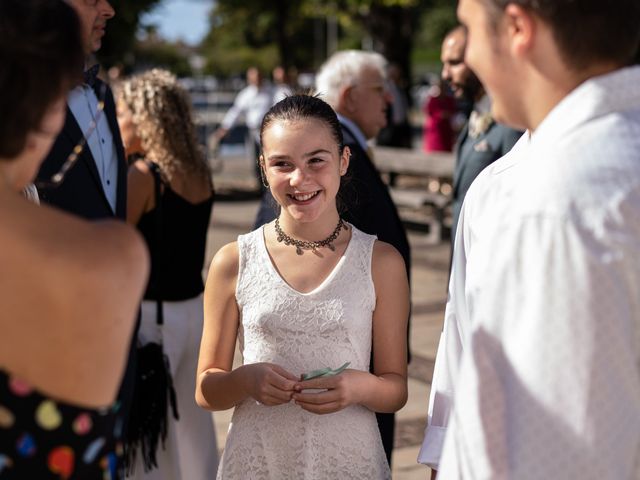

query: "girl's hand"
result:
(291, 369), (365, 414)
(244, 363), (299, 406)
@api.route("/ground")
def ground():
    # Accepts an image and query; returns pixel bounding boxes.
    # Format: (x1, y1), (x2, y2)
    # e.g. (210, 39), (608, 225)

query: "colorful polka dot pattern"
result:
(0, 369), (123, 479)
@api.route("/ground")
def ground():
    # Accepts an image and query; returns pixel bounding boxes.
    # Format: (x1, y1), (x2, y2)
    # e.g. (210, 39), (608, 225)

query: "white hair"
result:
(315, 50), (388, 108)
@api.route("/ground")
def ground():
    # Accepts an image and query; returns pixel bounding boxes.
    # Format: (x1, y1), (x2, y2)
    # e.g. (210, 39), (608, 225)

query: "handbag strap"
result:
(146, 160), (164, 327)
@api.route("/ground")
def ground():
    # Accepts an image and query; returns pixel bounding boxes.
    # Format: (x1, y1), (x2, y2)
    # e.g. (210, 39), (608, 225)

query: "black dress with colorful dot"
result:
(0, 369), (123, 479)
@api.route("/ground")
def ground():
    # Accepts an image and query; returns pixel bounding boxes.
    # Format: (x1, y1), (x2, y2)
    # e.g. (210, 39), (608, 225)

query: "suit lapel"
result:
(453, 124), (469, 193)
(97, 80), (128, 219)
(62, 105), (104, 194)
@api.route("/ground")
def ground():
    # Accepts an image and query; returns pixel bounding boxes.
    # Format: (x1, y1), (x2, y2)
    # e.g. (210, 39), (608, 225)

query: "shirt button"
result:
(101, 139), (105, 144)
(107, 180), (111, 185)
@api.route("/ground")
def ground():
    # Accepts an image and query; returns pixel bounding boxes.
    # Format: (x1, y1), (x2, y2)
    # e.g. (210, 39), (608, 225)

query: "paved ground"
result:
(204, 155), (448, 479)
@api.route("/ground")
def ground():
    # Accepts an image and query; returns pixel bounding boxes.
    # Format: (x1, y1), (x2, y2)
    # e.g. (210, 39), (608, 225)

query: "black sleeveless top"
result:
(137, 177), (213, 302)
(0, 369), (123, 479)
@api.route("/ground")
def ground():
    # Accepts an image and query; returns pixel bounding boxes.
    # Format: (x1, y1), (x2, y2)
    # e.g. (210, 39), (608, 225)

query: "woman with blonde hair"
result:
(116, 69), (218, 479)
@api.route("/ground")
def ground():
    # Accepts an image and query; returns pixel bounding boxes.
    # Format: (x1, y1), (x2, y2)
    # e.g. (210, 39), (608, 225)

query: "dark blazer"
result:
(37, 78), (127, 220)
(451, 121), (522, 239)
(340, 122), (411, 275)
(340, 121), (411, 466)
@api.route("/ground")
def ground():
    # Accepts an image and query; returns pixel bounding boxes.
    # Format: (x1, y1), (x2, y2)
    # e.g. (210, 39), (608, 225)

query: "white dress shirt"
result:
(433, 66), (640, 479)
(68, 85), (118, 212)
(337, 114), (369, 151)
(221, 83), (278, 141)
(418, 130), (529, 469)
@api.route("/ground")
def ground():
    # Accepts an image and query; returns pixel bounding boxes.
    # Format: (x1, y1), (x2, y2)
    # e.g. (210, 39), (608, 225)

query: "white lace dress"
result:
(216, 225), (391, 480)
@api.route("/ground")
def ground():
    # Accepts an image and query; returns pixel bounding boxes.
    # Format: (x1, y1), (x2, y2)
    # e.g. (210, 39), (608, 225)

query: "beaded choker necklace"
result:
(274, 217), (348, 255)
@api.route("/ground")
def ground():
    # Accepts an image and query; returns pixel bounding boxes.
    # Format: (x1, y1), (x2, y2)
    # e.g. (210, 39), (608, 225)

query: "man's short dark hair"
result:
(480, 0), (640, 71)
(0, 0), (83, 159)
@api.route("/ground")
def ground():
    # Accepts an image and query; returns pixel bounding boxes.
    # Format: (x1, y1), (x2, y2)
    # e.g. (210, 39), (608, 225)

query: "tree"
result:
(203, 0), (314, 74)
(97, 0), (162, 69)
(204, 0), (434, 78)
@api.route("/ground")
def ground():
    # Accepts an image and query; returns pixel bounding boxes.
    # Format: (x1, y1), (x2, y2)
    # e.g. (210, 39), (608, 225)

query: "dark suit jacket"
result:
(451, 121), (522, 238)
(37, 78), (127, 220)
(340, 121), (411, 465)
(340, 122), (411, 276)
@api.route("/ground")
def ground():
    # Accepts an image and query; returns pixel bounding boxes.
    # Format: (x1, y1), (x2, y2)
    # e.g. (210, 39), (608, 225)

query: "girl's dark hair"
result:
(260, 93), (344, 154)
(0, 0), (84, 159)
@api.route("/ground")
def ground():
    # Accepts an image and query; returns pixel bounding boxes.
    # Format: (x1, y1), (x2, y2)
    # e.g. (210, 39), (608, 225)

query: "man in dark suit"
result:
(442, 26), (522, 240)
(316, 49), (412, 466)
(37, 0), (125, 219)
(35, 0), (135, 471)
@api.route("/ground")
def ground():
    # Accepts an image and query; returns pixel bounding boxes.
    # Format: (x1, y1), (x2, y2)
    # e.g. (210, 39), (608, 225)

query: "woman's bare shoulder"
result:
(0, 198), (149, 407)
(3, 199), (149, 303)
(208, 241), (240, 280)
(371, 240), (408, 285)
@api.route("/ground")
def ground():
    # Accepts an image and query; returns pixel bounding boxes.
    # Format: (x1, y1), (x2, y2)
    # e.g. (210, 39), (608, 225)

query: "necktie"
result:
(83, 64), (99, 87)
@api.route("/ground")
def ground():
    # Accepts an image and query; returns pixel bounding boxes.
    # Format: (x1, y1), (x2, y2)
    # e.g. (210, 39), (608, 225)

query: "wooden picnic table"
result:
(371, 146), (456, 243)
(371, 146), (455, 179)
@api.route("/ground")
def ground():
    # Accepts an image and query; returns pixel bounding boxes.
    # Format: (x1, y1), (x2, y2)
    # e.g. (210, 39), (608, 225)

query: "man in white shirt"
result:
(212, 67), (279, 148)
(418, 26), (522, 474)
(211, 67), (286, 180)
(421, 0), (640, 478)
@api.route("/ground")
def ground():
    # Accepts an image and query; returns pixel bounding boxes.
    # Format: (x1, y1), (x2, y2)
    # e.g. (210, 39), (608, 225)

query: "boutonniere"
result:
(468, 111), (494, 139)
(473, 139), (490, 152)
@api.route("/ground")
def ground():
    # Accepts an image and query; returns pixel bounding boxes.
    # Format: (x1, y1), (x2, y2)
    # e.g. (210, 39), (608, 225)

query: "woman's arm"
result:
(292, 241), (409, 414)
(126, 160), (154, 225)
(195, 242), (298, 411)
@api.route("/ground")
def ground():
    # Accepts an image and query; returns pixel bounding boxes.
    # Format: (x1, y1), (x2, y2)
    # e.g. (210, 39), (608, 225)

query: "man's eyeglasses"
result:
(351, 80), (390, 96)
(36, 82), (106, 189)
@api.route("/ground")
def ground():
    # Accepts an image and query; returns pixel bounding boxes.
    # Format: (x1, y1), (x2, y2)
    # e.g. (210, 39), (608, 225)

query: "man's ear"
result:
(503, 3), (535, 58)
(338, 85), (356, 114)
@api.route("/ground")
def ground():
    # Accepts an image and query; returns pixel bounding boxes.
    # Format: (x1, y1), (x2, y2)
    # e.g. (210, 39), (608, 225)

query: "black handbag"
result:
(124, 162), (179, 473)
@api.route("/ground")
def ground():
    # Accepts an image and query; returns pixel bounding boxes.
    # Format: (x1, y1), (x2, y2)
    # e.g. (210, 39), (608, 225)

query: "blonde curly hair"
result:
(117, 68), (210, 182)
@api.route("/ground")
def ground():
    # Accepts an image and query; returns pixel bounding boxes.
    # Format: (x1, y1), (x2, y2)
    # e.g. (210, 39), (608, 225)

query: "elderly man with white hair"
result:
(315, 49), (412, 466)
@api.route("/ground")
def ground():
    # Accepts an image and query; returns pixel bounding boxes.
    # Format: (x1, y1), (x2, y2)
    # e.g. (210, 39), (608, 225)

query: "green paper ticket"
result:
(301, 362), (350, 381)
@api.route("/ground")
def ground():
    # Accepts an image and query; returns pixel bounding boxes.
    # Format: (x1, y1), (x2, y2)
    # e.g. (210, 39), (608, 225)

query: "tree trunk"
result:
(361, 4), (422, 95)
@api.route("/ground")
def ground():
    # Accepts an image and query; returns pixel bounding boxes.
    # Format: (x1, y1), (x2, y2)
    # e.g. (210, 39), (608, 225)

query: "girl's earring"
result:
(257, 155), (269, 188)
(259, 167), (269, 189)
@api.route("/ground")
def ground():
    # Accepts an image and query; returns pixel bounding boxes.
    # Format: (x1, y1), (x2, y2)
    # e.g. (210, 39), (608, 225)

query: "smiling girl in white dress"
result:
(196, 94), (409, 480)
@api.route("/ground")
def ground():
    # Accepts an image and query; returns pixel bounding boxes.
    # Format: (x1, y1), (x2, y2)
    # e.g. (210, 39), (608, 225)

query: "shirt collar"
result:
(337, 114), (368, 151)
(530, 65), (640, 148)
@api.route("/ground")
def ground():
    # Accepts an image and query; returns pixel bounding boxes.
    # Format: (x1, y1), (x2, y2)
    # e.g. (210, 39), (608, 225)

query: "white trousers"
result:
(128, 295), (219, 480)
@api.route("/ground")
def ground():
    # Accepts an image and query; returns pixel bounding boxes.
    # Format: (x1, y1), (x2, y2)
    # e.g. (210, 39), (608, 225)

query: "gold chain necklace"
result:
(274, 217), (348, 255)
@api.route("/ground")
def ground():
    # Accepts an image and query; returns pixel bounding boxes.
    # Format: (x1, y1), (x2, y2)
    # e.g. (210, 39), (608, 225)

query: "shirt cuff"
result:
(417, 425), (447, 469)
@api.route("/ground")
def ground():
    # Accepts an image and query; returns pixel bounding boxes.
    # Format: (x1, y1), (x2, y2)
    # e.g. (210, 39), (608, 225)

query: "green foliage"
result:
(133, 38), (193, 77)
(413, 1), (458, 77)
(97, 0), (456, 83)
(97, 0), (161, 68)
